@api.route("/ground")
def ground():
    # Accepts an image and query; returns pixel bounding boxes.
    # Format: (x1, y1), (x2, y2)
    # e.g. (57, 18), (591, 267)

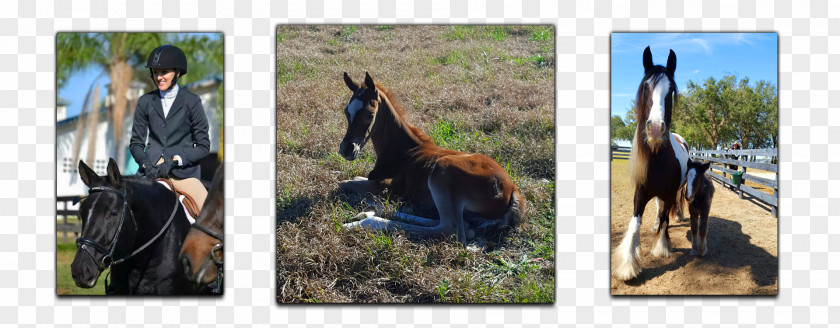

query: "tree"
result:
(673, 75), (777, 151)
(58, 33), (162, 169)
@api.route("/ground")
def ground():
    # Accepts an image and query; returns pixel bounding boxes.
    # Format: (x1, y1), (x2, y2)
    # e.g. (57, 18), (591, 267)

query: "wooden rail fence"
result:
(611, 146), (631, 161)
(57, 196), (81, 243)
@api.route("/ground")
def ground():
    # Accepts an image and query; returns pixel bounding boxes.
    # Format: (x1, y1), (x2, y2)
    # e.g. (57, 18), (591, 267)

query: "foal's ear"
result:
(106, 158), (123, 186)
(78, 160), (100, 187)
(343, 72), (358, 92)
(364, 72), (375, 90)
(643, 46), (653, 72)
(700, 161), (711, 173)
(666, 49), (677, 74)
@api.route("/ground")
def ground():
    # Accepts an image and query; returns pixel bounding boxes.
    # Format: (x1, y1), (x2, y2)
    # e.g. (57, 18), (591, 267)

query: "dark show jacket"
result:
(129, 87), (210, 179)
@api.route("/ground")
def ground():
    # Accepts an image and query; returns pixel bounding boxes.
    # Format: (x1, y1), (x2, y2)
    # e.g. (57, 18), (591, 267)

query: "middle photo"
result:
(276, 25), (555, 303)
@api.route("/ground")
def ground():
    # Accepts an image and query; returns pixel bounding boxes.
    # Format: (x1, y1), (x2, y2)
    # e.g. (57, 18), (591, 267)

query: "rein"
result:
(190, 222), (223, 294)
(76, 180), (181, 290)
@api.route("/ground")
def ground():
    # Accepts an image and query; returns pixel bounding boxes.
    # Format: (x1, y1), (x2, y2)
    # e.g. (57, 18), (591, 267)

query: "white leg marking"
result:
(650, 197), (663, 232)
(392, 211), (439, 227)
(650, 220), (672, 257)
(612, 215), (642, 280)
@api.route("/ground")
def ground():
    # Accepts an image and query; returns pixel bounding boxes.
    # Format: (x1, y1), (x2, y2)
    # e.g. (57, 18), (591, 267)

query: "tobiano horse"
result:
(336, 72), (526, 245)
(685, 159), (714, 257)
(71, 159), (199, 294)
(180, 164), (224, 294)
(612, 47), (689, 281)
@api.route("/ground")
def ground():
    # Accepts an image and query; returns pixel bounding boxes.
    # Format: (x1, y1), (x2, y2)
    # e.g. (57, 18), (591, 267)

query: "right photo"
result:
(610, 33), (778, 295)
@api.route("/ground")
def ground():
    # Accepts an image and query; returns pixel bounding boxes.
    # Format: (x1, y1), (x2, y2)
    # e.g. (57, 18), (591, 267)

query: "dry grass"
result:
(276, 25), (555, 303)
(610, 159), (778, 295)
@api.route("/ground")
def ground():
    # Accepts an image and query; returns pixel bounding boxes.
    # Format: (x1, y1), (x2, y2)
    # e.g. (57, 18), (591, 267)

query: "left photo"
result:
(56, 32), (224, 295)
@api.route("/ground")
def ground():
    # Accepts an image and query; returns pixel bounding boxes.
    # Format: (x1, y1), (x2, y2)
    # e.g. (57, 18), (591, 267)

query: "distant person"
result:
(129, 45), (210, 209)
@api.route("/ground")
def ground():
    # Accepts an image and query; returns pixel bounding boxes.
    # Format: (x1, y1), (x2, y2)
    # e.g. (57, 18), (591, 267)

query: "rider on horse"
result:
(129, 44), (211, 211)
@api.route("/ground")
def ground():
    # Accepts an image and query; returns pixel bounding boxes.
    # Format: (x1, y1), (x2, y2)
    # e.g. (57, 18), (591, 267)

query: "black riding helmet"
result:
(145, 45), (188, 89)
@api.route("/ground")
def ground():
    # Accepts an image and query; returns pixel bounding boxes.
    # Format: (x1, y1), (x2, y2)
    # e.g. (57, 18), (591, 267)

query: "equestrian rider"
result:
(129, 44), (210, 210)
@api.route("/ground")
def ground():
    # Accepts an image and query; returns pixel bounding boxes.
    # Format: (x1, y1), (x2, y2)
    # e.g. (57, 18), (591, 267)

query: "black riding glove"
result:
(143, 161), (159, 179)
(155, 159), (175, 179)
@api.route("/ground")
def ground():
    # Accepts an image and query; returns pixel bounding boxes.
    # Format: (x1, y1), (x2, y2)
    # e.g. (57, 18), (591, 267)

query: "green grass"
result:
(527, 26), (553, 42)
(56, 242), (108, 295)
(342, 26), (358, 39)
(488, 27), (508, 42)
(443, 26), (477, 41)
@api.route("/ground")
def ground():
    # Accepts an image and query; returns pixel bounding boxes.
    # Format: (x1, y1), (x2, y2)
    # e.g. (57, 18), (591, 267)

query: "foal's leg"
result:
(689, 206), (700, 256)
(650, 198), (673, 257)
(427, 169), (466, 245)
(698, 205), (710, 257)
(338, 177), (390, 196)
(612, 189), (650, 280)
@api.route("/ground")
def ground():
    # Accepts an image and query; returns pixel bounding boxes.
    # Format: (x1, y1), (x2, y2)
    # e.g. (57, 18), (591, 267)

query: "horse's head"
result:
(339, 72), (381, 161)
(71, 158), (137, 288)
(180, 165), (224, 286)
(636, 46), (677, 153)
(685, 158), (711, 202)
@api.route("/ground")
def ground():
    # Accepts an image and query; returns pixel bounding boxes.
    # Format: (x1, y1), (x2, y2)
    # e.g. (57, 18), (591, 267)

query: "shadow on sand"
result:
(623, 216), (777, 291)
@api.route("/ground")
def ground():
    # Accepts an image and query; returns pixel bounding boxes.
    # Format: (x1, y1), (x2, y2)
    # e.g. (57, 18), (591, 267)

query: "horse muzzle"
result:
(70, 257), (101, 288)
(339, 141), (361, 161)
(645, 120), (666, 149)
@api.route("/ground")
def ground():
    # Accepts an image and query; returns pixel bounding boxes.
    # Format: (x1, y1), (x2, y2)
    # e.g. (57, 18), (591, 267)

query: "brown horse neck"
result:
(369, 90), (424, 159)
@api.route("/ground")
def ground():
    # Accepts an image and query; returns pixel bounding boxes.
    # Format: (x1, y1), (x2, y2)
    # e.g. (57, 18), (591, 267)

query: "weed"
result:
(342, 26), (358, 40)
(527, 26), (553, 42)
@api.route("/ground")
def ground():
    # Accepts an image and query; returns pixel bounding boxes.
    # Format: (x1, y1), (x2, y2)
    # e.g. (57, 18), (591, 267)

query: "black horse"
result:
(70, 158), (200, 295)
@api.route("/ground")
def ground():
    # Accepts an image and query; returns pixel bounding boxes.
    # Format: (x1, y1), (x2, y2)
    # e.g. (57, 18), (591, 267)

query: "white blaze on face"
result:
(648, 75), (671, 136)
(685, 168), (697, 200)
(346, 98), (364, 124)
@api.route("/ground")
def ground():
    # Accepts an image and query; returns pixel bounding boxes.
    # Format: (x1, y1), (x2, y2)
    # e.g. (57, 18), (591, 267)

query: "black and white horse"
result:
(612, 46), (689, 281)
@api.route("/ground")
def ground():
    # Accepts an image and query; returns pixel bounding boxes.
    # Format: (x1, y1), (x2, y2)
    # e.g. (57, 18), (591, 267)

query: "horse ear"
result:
(666, 49), (677, 74)
(343, 72), (358, 92)
(78, 160), (100, 187)
(701, 161), (711, 172)
(106, 158), (123, 186)
(364, 72), (375, 89)
(643, 46), (653, 72)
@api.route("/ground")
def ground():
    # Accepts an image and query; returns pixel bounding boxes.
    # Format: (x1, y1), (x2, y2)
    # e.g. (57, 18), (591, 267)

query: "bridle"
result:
(75, 183), (180, 289)
(189, 222), (223, 293)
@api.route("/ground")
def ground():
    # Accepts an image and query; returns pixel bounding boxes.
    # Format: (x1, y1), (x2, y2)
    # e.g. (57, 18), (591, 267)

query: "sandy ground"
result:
(610, 159), (778, 295)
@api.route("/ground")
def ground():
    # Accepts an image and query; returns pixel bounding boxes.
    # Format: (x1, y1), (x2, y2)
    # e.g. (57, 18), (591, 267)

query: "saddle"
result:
(156, 178), (201, 222)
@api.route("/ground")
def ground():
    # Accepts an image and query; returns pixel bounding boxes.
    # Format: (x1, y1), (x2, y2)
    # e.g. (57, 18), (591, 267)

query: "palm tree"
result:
(57, 33), (224, 169)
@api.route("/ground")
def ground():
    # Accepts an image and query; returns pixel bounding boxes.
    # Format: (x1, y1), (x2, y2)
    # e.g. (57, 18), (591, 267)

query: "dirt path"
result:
(610, 159), (778, 295)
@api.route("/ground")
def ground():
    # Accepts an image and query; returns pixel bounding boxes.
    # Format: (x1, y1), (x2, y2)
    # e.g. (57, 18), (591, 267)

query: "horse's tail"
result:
(501, 188), (526, 232)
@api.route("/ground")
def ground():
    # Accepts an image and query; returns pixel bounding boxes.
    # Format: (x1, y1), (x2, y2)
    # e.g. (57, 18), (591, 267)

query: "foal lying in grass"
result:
(337, 72), (526, 245)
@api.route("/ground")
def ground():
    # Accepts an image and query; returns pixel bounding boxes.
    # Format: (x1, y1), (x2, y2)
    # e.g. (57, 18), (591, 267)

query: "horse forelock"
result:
(629, 70), (677, 186)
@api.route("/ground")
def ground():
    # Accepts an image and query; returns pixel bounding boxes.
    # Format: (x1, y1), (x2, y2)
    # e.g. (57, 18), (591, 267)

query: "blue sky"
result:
(611, 33), (778, 120)
(58, 33), (221, 119)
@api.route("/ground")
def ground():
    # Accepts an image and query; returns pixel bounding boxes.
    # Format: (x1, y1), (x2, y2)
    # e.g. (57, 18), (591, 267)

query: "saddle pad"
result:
(156, 180), (197, 224)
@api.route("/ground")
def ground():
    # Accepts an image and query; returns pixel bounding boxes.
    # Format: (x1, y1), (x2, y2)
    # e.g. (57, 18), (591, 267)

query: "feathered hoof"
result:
(650, 239), (672, 257)
(611, 244), (642, 281)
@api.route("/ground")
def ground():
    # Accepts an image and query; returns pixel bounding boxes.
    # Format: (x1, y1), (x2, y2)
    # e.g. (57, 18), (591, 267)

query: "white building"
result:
(56, 76), (222, 198)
